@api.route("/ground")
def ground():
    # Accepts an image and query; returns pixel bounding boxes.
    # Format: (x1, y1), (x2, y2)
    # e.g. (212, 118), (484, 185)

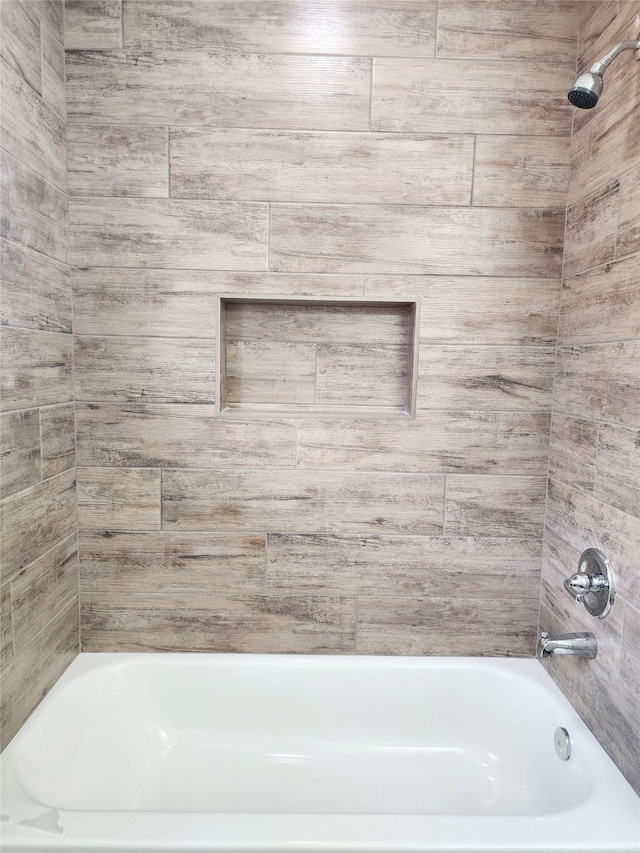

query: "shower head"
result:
(567, 36), (640, 109)
(568, 71), (603, 109)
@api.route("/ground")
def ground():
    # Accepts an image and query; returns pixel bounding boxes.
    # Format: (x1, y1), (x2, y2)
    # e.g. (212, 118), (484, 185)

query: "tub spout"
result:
(538, 631), (597, 659)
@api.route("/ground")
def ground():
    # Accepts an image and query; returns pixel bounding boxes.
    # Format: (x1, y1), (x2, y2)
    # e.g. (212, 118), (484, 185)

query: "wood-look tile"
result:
(1, 580), (12, 666)
(0, 469), (77, 579)
(169, 129), (473, 205)
(371, 58), (573, 135)
(364, 276), (560, 346)
(81, 592), (356, 654)
(78, 467), (161, 531)
(0, 59), (66, 191)
(124, 0), (437, 56)
(10, 535), (78, 652)
(41, 18), (66, 120)
(616, 163), (640, 259)
(39, 0), (64, 36)
(0, 596), (78, 750)
(270, 205), (564, 277)
(267, 534), (540, 598)
(563, 180), (619, 278)
(40, 404), (76, 479)
(0, 328), (73, 412)
(545, 478), (640, 604)
(296, 412), (551, 474)
(416, 346), (555, 411)
(71, 269), (363, 337)
(316, 345), (410, 409)
(554, 341), (640, 428)
(1, 239), (72, 333)
(357, 596), (538, 656)
(5, 157), (68, 263)
(473, 136), (571, 208)
(444, 475), (547, 538)
(1, 154), (9, 238)
(0, 409), (41, 499)
(74, 336), (215, 404)
(162, 469), (445, 535)
(567, 85), (640, 207)
(226, 341), (317, 406)
(69, 198), (267, 270)
(65, 0), (122, 49)
(68, 125), (168, 198)
(79, 531), (265, 595)
(65, 50), (371, 130)
(619, 605), (640, 730)
(75, 403), (296, 468)
(437, 0), (579, 62)
(225, 301), (412, 345)
(559, 254), (640, 345)
(0, 0), (42, 94)
(595, 425), (640, 518)
(548, 413), (598, 491)
(577, 1), (620, 66)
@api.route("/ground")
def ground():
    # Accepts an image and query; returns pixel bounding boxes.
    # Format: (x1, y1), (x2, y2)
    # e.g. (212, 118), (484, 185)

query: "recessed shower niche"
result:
(216, 296), (420, 417)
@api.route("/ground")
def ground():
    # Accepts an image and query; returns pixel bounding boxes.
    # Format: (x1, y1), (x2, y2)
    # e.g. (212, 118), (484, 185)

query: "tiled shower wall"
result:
(65, 0), (579, 655)
(540, 0), (640, 796)
(0, 0), (78, 748)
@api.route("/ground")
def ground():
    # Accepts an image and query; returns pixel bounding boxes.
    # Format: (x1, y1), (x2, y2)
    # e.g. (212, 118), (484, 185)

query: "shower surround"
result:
(0, 0), (639, 798)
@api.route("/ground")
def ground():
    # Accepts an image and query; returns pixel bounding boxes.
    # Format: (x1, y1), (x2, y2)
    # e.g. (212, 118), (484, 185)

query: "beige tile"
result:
(225, 301), (413, 345)
(79, 531), (265, 595)
(437, 0), (579, 62)
(595, 425), (640, 518)
(0, 239), (72, 333)
(357, 596), (538, 656)
(545, 478), (640, 604)
(316, 345), (410, 409)
(0, 409), (41, 499)
(65, 0), (122, 48)
(616, 163), (640, 259)
(0, 596), (78, 749)
(0, 328), (73, 412)
(267, 534), (540, 598)
(66, 50), (371, 130)
(81, 592), (356, 654)
(162, 469), (445, 535)
(41, 18), (66, 120)
(0, 59), (66, 192)
(0, 469), (77, 579)
(564, 180), (619, 278)
(0, 0), (42, 94)
(270, 205), (564, 277)
(445, 475), (547, 538)
(69, 198), (267, 270)
(40, 404), (76, 479)
(296, 412), (551, 474)
(5, 157), (68, 263)
(364, 276), (560, 346)
(567, 84), (640, 207)
(416, 346), (555, 411)
(548, 413), (598, 491)
(554, 341), (640, 428)
(78, 467), (161, 531)
(473, 136), (571, 208)
(74, 336), (215, 404)
(68, 125), (168, 198)
(559, 254), (640, 345)
(10, 535), (78, 652)
(124, 0), (437, 56)
(372, 58), (573, 135)
(76, 403), (296, 468)
(169, 129), (473, 205)
(226, 341), (317, 406)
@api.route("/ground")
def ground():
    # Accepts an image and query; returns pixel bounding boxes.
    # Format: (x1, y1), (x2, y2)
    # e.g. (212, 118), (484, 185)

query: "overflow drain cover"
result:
(555, 727), (571, 761)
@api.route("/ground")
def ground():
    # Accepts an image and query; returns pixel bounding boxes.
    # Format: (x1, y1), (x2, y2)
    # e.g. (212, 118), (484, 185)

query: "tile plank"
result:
(5, 157), (68, 263)
(548, 413), (598, 491)
(0, 409), (41, 499)
(226, 341), (317, 406)
(444, 475), (547, 538)
(563, 180), (619, 278)
(616, 163), (640, 259)
(0, 0), (42, 94)
(40, 404), (76, 479)
(64, 0), (122, 49)
(316, 344), (410, 409)
(78, 468), (161, 531)
(595, 425), (640, 518)
(0, 328), (73, 412)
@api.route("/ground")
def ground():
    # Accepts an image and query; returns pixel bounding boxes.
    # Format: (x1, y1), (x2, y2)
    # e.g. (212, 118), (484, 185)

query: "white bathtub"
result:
(1, 654), (638, 852)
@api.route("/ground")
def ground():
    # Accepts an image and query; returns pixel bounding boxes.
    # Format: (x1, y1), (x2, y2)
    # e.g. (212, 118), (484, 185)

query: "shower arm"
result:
(587, 37), (640, 76)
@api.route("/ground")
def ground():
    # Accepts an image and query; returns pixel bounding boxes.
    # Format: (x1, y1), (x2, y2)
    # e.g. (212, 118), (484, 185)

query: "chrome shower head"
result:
(567, 36), (640, 110)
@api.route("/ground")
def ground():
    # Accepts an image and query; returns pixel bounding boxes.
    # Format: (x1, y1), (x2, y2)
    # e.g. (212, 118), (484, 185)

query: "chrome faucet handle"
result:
(563, 549), (615, 619)
(563, 571), (606, 601)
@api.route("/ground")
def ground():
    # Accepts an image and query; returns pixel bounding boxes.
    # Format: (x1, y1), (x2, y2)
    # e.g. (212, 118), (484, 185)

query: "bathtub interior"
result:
(12, 656), (594, 816)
